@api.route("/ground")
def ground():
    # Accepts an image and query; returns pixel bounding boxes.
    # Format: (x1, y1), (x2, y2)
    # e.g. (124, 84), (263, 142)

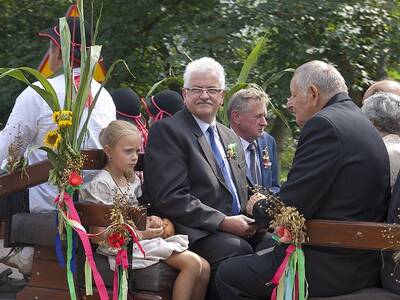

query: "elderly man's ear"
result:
(308, 84), (321, 107)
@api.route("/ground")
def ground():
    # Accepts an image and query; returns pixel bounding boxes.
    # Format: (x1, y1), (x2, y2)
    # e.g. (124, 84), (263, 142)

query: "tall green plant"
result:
(220, 36), (293, 127)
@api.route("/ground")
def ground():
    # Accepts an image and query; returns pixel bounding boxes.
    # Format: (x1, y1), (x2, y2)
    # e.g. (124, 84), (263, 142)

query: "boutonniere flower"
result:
(262, 146), (272, 168)
(226, 143), (238, 160)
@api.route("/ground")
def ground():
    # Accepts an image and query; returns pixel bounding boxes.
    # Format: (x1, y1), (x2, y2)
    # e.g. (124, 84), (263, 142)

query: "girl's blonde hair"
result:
(99, 120), (140, 148)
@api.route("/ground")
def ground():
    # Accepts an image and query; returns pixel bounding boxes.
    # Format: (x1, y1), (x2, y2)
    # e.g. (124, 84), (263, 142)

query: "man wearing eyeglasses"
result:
(144, 57), (256, 300)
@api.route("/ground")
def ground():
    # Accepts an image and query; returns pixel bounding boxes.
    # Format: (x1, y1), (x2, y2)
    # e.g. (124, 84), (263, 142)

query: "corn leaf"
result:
(145, 77), (181, 99)
(268, 100), (292, 134)
(39, 146), (62, 169)
(59, 17), (72, 110)
(92, 2), (103, 45)
(262, 68), (295, 90)
(71, 45), (102, 150)
(0, 67), (60, 112)
(77, 59), (134, 148)
(221, 82), (249, 125)
(77, 1), (87, 66)
(237, 36), (267, 84)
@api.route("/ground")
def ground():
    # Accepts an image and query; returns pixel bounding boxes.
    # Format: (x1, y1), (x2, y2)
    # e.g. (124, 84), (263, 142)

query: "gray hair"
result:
(293, 60), (348, 98)
(227, 87), (270, 122)
(183, 57), (225, 89)
(362, 92), (400, 134)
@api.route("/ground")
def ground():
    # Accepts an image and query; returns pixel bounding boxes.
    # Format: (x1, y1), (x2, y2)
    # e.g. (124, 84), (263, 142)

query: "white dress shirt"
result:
(192, 115), (239, 200)
(0, 69), (116, 212)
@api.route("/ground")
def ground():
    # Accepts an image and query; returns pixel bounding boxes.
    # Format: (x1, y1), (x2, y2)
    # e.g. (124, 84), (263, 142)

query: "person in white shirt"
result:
(0, 16), (115, 275)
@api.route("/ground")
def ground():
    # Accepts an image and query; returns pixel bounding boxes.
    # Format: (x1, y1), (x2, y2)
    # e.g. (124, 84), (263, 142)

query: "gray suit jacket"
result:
(143, 108), (248, 244)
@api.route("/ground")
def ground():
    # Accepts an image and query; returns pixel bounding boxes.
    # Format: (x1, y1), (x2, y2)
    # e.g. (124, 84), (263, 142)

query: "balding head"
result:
(287, 60), (348, 127)
(363, 80), (400, 102)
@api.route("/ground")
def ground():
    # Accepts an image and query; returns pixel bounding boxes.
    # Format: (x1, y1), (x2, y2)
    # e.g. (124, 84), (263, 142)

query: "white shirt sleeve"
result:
(0, 87), (42, 163)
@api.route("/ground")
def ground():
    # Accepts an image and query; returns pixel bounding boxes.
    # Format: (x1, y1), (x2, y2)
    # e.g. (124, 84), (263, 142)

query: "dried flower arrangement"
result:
(250, 188), (307, 299)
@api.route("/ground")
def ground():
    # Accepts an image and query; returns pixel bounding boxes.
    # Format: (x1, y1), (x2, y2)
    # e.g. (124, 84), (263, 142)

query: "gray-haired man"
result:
(217, 60), (390, 299)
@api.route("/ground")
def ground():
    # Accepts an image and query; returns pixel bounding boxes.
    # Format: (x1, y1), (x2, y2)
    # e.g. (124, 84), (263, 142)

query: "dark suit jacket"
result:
(255, 132), (280, 193)
(381, 172), (400, 294)
(254, 92), (391, 296)
(143, 108), (248, 244)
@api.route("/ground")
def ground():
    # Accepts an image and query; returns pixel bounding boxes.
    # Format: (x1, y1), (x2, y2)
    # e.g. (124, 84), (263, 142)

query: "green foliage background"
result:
(1, 0), (399, 183)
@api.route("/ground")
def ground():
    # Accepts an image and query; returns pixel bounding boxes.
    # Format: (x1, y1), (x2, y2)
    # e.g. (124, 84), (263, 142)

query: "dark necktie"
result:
(207, 125), (240, 215)
(248, 142), (261, 186)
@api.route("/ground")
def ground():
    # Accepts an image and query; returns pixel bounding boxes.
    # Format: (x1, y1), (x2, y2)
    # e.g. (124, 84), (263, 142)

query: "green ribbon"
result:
(285, 252), (296, 300)
(66, 223), (77, 300)
(65, 184), (83, 196)
(121, 269), (128, 299)
(84, 258), (93, 295)
(297, 248), (306, 300)
(277, 271), (285, 300)
(118, 266), (124, 300)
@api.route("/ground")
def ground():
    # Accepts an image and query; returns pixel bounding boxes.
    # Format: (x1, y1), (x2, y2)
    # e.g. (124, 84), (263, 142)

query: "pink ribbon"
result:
(124, 224), (145, 258)
(270, 245), (295, 300)
(63, 194), (109, 299)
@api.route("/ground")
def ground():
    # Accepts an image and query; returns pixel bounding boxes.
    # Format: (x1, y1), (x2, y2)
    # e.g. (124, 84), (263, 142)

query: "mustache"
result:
(195, 100), (213, 105)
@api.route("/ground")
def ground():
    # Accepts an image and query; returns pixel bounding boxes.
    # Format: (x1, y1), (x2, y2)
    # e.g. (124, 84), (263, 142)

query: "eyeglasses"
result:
(185, 87), (224, 96)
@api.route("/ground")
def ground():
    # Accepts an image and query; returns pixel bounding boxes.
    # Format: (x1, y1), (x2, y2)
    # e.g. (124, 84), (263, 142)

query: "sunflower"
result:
(44, 129), (62, 149)
(52, 111), (60, 124)
(57, 110), (73, 129)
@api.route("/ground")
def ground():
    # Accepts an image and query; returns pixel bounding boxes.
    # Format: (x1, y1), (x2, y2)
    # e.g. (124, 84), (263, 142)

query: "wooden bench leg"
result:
(16, 245), (71, 300)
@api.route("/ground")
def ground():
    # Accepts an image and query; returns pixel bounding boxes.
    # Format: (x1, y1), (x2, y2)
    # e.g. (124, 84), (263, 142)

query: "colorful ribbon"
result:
(270, 244), (306, 300)
(56, 192), (109, 299)
(113, 249), (128, 300)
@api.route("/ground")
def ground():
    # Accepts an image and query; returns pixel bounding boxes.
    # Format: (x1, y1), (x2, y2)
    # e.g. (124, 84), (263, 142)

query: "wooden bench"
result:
(1, 149), (400, 299)
(0, 150), (176, 300)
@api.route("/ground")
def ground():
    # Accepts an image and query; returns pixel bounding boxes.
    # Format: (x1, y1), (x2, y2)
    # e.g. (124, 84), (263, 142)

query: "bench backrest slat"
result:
(1, 150), (113, 198)
(74, 202), (147, 230)
(306, 219), (400, 251)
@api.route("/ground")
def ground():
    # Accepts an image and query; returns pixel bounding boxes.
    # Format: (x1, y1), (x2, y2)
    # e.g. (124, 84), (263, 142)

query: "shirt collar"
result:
(192, 114), (216, 135)
(239, 136), (250, 152)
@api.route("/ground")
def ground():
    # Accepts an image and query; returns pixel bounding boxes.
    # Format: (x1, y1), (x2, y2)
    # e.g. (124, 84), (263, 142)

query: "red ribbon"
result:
(270, 244), (296, 300)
